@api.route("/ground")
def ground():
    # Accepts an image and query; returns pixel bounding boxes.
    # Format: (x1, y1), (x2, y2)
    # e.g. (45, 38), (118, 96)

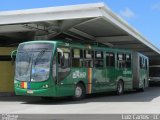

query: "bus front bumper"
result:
(14, 87), (57, 97)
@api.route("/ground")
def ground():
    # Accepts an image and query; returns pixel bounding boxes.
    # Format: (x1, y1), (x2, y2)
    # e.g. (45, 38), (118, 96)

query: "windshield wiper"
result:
(34, 48), (48, 66)
(26, 55), (32, 73)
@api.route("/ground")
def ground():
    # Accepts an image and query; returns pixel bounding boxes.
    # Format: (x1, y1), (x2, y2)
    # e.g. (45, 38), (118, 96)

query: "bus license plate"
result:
(27, 90), (33, 94)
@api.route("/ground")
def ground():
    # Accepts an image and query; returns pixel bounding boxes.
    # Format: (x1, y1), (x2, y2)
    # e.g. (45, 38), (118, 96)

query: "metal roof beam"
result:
(34, 32), (60, 40)
(96, 36), (132, 43)
(63, 32), (85, 41)
(69, 28), (95, 40)
(115, 44), (145, 49)
(0, 24), (33, 33)
(141, 52), (157, 56)
(72, 17), (101, 28)
(68, 28), (114, 47)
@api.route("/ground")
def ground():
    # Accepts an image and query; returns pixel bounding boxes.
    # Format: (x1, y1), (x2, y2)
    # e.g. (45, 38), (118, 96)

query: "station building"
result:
(0, 3), (160, 95)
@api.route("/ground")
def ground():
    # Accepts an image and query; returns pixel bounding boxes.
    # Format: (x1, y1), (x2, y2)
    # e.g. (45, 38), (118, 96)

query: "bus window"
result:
(139, 57), (142, 69)
(84, 60), (93, 68)
(118, 54), (122, 60)
(57, 47), (71, 82)
(95, 60), (103, 68)
(145, 59), (148, 70)
(106, 52), (115, 67)
(94, 51), (104, 68)
(84, 50), (94, 68)
(139, 57), (146, 69)
(110, 53), (115, 67)
(125, 54), (131, 68)
(58, 52), (70, 68)
(95, 51), (103, 59)
(117, 53), (125, 69)
(84, 50), (94, 58)
(72, 48), (83, 67)
(106, 53), (110, 66)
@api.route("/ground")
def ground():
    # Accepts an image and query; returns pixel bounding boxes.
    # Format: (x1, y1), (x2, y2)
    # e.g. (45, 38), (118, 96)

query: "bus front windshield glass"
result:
(15, 43), (54, 82)
(149, 67), (160, 77)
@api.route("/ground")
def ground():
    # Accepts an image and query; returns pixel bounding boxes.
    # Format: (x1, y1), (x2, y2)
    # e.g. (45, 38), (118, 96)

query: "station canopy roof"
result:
(0, 3), (160, 64)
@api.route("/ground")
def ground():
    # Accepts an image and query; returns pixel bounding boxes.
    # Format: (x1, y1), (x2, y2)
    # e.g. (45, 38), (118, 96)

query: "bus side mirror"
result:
(11, 50), (17, 64)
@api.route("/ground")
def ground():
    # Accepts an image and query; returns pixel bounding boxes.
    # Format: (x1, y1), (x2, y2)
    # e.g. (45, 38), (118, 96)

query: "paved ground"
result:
(0, 86), (160, 114)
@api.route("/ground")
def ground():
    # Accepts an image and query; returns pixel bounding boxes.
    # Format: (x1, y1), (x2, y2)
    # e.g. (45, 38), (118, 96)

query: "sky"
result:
(0, 0), (160, 48)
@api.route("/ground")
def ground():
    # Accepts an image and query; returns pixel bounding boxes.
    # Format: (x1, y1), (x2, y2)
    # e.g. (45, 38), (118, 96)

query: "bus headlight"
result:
(42, 84), (49, 88)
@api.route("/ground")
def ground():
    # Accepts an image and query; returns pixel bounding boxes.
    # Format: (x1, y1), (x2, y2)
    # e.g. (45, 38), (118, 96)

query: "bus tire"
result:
(72, 83), (86, 100)
(116, 80), (124, 95)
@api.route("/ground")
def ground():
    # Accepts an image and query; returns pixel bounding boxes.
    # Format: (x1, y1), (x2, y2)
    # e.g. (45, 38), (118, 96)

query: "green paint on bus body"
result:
(13, 40), (149, 97)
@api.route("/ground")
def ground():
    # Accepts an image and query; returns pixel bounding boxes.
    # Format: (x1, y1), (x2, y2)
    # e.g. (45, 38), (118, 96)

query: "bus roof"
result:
(19, 40), (133, 53)
(0, 3), (159, 64)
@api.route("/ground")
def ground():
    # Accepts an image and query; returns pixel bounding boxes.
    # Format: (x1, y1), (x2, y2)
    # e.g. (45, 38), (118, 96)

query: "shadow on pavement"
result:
(0, 87), (160, 105)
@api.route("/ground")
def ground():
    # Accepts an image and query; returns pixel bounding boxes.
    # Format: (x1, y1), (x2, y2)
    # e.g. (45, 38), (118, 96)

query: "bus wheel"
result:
(72, 83), (85, 100)
(116, 80), (124, 95)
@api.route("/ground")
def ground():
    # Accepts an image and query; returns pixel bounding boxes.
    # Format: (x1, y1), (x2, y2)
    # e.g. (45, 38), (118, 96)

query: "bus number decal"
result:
(123, 71), (132, 75)
(72, 71), (86, 79)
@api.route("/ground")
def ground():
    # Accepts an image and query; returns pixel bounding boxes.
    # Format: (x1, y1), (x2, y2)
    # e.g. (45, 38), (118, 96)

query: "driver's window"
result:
(57, 47), (71, 82)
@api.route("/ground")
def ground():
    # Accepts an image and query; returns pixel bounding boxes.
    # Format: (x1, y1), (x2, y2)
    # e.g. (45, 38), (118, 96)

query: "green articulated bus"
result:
(12, 40), (149, 100)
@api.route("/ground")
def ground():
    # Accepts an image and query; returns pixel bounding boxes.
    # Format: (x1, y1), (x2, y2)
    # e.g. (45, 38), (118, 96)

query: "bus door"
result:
(105, 52), (116, 90)
(56, 47), (73, 96)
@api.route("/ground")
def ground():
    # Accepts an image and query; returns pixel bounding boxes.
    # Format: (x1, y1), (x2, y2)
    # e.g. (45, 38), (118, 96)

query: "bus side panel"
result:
(56, 69), (75, 97)
(123, 67), (133, 91)
(106, 67), (117, 91)
(56, 68), (89, 97)
(92, 68), (107, 93)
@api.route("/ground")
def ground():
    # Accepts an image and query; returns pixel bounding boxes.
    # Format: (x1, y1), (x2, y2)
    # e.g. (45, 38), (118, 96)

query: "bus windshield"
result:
(15, 43), (54, 82)
(149, 67), (160, 77)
